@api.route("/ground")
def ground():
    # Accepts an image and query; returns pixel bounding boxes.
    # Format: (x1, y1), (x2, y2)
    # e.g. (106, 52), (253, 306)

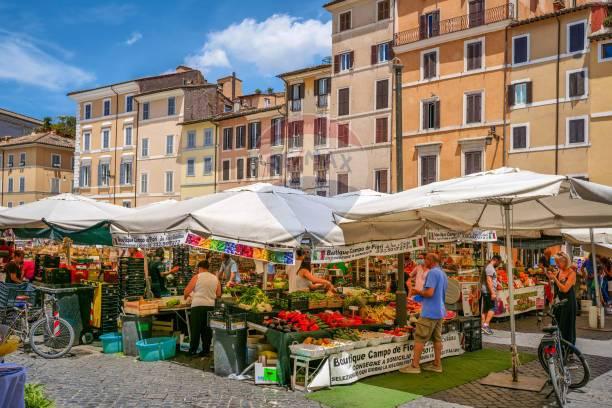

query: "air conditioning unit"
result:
(19, 161), (25, 167)
(52, 163), (60, 168)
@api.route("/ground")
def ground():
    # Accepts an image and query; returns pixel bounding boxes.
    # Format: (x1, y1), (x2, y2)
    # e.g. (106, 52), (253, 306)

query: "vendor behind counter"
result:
(148, 248), (178, 298)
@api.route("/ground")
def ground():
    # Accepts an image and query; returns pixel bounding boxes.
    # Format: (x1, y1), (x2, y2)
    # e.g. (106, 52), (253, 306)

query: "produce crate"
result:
(326, 297), (343, 308)
(277, 293), (309, 311)
(208, 309), (247, 332)
(462, 327), (482, 352)
(442, 319), (460, 335)
(458, 316), (481, 333)
(308, 299), (327, 309)
(246, 310), (278, 324)
(123, 297), (159, 316)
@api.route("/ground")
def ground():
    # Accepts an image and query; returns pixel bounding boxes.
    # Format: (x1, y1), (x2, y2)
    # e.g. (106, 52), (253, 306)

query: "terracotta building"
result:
(0, 108), (42, 138)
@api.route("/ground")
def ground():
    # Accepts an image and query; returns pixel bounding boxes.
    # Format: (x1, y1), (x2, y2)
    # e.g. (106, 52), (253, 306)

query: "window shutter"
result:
(325, 78), (331, 94)
(577, 72), (585, 96)
(97, 163), (102, 186)
(281, 118), (286, 139)
(120, 163), (125, 184)
(334, 55), (340, 74)
(371, 45), (378, 65)
(434, 100), (441, 129)
(422, 102), (429, 129)
(507, 85), (515, 107)
(432, 10), (440, 36)
(388, 41), (395, 59)
(475, 94), (482, 122)
(321, 117), (327, 138)
(314, 79), (320, 96)
(419, 15), (427, 39)
(526, 82), (533, 103)
(299, 84), (305, 99)
(349, 51), (354, 69)
(569, 74), (577, 97)
(380, 171), (388, 193)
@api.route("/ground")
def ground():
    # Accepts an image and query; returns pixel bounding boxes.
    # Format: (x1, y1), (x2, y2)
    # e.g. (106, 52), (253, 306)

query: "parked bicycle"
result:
(1, 291), (74, 359)
(537, 299), (590, 407)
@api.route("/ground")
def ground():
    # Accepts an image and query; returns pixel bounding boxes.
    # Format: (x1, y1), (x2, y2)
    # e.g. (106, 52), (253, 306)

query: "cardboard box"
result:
(254, 363), (278, 385)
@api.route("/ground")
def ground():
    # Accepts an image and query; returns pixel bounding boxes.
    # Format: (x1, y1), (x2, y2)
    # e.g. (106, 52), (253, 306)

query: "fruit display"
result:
(263, 311), (320, 332)
(315, 311), (364, 328)
(165, 298), (180, 307)
(237, 287), (273, 312)
(303, 336), (332, 346)
(272, 277), (287, 290)
(361, 305), (395, 323)
(444, 310), (457, 320)
(332, 328), (361, 341)
(407, 299), (422, 314)
(383, 326), (413, 337)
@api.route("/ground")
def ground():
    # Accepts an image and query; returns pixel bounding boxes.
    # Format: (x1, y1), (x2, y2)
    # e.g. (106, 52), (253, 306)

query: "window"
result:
(186, 159), (195, 176)
(247, 157), (258, 178)
(187, 131), (196, 149)
(7, 154), (13, 168)
(165, 171), (174, 193)
(422, 100), (440, 130)
(120, 159), (132, 185)
(337, 123), (349, 148)
(314, 154), (329, 186)
(420, 155), (437, 185)
(204, 157), (213, 175)
(235, 126), (246, 149)
(422, 50), (438, 80)
(375, 79), (389, 110)
(142, 102), (150, 120)
(140, 173), (148, 193)
(264, 98), (271, 108)
(315, 117), (328, 146)
(288, 157), (301, 187)
(511, 125), (528, 150)
(600, 42), (612, 62)
(271, 118), (283, 146)
(315, 78), (331, 108)
(567, 20), (586, 54)
(339, 11), (351, 32)
(83, 132), (91, 152)
(102, 129), (110, 149)
(372, 42), (391, 64)
(377, 0), (390, 21)
(339, 52), (353, 72)
(7, 178), (13, 193)
(288, 121), (303, 149)
(222, 160), (230, 181)
(513, 35), (529, 65)
(338, 88), (350, 116)
(567, 117), (587, 145)
(316, 191), (327, 197)
(468, 0), (485, 27)
(270, 155), (282, 177)
(420, 11), (440, 39)
(168, 97), (176, 116)
(19, 153), (25, 167)
(124, 126), (133, 146)
(337, 173), (349, 195)
(84, 103), (92, 120)
(290, 84), (303, 111)
(222, 128), (233, 151)
(376, 117), (388, 143)
(166, 135), (174, 155)
(465, 39), (483, 71)
(248, 122), (261, 150)
(51, 154), (61, 168)
(98, 161), (111, 187)
(122, 201), (131, 208)
(125, 95), (133, 112)
(236, 158), (244, 180)
(204, 128), (213, 146)
(568, 69), (587, 98)
(465, 92), (483, 124)
(464, 151), (482, 175)
(508, 81), (532, 106)
(374, 169), (388, 193)
(141, 138), (149, 157)
(51, 178), (60, 194)
(103, 99), (111, 116)
(79, 164), (91, 187)
(7, 202), (12, 208)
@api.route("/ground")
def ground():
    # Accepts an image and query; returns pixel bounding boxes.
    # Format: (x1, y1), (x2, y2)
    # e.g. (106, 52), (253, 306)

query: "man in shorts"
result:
(481, 255), (502, 335)
(400, 253), (448, 374)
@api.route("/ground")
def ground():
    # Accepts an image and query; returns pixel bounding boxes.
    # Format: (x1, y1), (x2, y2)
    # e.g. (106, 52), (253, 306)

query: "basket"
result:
(100, 332), (123, 353)
(351, 339), (369, 349)
(136, 337), (176, 361)
(208, 309), (247, 332)
(391, 334), (409, 343)
(308, 299), (327, 309)
(289, 343), (326, 359)
(123, 298), (159, 316)
(277, 293), (309, 311)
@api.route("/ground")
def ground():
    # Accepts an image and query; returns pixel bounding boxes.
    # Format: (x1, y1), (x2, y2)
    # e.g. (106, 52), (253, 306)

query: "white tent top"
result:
(0, 193), (133, 230)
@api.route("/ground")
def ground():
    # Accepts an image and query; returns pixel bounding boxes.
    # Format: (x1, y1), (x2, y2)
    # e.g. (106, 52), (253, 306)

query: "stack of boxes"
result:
(171, 247), (192, 293)
(118, 257), (145, 298)
(459, 316), (482, 352)
(100, 283), (120, 334)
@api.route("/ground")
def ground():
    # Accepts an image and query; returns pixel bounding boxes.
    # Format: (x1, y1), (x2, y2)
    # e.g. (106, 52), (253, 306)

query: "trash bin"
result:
(0, 364), (26, 408)
(209, 310), (247, 377)
(121, 314), (153, 356)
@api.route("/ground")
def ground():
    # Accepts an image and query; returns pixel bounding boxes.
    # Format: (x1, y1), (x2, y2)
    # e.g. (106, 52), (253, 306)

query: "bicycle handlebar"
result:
(546, 299), (568, 319)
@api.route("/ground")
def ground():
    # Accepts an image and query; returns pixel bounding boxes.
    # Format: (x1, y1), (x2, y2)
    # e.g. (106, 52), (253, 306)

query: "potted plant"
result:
(604, 14), (612, 29)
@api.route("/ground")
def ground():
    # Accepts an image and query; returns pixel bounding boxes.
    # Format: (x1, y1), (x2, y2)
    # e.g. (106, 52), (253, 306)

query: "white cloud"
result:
(125, 32), (143, 46)
(0, 33), (94, 91)
(184, 14), (331, 75)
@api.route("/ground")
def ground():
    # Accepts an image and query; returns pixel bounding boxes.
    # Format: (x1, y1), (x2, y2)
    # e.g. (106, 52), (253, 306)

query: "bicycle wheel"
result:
(562, 340), (590, 389)
(29, 317), (74, 359)
(548, 356), (567, 407)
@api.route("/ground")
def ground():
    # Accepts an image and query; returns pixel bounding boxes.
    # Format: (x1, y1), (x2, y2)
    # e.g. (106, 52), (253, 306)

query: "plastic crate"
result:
(277, 293), (308, 311)
(208, 309), (247, 332)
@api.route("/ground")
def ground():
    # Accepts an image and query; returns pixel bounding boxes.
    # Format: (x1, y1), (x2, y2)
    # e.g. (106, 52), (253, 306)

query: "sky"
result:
(0, 0), (332, 120)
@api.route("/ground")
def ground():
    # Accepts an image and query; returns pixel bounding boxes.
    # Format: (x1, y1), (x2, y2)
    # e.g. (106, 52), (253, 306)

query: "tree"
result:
(267, 87), (274, 95)
(39, 117), (53, 131)
(254, 88), (262, 94)
(53, 116), (76, 138)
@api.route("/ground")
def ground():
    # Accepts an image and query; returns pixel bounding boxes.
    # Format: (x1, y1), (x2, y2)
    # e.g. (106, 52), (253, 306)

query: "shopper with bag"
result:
(480, 255), (502, 335)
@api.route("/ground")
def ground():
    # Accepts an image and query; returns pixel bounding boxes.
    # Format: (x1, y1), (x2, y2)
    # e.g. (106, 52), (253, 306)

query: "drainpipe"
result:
(111, 85), (119, 204)
(213, 122), (218, 193)
(280, 76), (290, 188)
(133, 98), (140, 207)
(502, 26), (509, 167)
(0, 147), (4, 206)
(554, 15), (561, 175)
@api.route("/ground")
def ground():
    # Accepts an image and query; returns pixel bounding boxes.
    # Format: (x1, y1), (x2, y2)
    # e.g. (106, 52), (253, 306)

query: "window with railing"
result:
(287, 157), (302, 186)
(315, 78), (331, 108)
(314, 117), (327, 147)
(290, 84), (303, 112)
(288, 121), (303, 150)
(314, 154), (329, 186)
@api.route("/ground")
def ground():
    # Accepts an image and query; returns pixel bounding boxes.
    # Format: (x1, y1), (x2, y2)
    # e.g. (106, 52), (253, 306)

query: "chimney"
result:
(175, 65), (192, 73)
(232, 72), (236, 100)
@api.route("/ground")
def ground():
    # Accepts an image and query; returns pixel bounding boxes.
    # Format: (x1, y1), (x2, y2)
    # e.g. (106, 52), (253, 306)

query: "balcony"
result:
(288, 135), (303, 150)
(395, 4), (514, 47)
(290, 100), (302, 112)
(316, 94), (328, 109)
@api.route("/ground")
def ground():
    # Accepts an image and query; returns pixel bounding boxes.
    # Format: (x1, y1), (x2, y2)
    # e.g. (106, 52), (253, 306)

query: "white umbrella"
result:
(337, 167), (612, 381)
(0, 193), (132, 230)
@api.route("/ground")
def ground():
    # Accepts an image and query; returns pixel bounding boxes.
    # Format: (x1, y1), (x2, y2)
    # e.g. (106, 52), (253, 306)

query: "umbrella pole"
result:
(504, 204), (519, 382)
(396, 253), (407, 326)
(589, 228), (602, 329)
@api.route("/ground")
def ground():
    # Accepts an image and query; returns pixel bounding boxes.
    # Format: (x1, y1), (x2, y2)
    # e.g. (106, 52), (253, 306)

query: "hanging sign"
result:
(427, 230), (498, 243)
(311, 236), (426, 264)
(184, 233), (295, 265)
(112, 231), (188, 248)
(460, 282), (481, 317)
(493, 285), (545, 317)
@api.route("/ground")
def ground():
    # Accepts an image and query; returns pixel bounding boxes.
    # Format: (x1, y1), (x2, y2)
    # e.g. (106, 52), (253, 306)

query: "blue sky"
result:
(0, 0), (332, 120)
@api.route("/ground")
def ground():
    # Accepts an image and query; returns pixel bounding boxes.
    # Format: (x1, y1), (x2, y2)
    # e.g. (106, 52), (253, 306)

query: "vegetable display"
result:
(237, 287), (273, 312)
(165, 298), (180, 307)
(332, 328), (361, 341)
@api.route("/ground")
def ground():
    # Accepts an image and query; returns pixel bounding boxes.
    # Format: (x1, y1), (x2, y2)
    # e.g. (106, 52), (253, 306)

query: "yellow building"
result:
(0, 131), (74, 207)
(178, 120), (217, 199)
(507, 3), (610, 184)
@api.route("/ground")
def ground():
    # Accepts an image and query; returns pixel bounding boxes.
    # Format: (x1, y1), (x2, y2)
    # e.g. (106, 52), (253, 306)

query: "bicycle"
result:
(537, 299), (590, 407)
(1, 291), (75, 359)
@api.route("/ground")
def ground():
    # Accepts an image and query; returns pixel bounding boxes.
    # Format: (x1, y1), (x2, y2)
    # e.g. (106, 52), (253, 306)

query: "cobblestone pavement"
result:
(5, 347), (321, 408)
(567, 367), (612, 408)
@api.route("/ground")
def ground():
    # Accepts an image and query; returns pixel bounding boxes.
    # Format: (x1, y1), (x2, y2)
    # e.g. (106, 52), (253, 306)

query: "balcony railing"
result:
(316, 94), (328, 108)
(395, 3), (514, 46)
(289, 135), (303, 150)
(289, 173), (301, 187)
(290, 100), (302, 112)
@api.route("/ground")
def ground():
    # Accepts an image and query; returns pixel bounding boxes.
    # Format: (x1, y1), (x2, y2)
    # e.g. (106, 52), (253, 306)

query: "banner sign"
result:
(185, 233), (295, 265)
(493, 285), (545, 317)
(311, 236), (426, 264)
(427, 230), (497, 243)
(112, 231), (187, 248)
(327, 331), (463, 385)
(460, 282), (481, 317)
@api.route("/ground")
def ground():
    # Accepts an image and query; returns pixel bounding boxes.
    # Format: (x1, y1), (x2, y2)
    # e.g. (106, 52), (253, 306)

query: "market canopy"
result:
(561, 228), (612, 257)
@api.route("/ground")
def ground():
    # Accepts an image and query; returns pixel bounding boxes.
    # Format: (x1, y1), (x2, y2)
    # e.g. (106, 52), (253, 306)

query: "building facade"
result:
(0, 132), (74, 207)
(0, 108), (42, 138)
(324, 0), (395, 195)
(178, 119), (217, 199)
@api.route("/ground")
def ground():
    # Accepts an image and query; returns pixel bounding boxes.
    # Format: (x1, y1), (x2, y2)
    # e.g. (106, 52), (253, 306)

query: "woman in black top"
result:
(547, 252), (577, 345)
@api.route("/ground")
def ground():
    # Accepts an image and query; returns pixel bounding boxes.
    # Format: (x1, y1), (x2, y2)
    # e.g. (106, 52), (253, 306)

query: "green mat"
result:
(307, 349), (536, 408)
